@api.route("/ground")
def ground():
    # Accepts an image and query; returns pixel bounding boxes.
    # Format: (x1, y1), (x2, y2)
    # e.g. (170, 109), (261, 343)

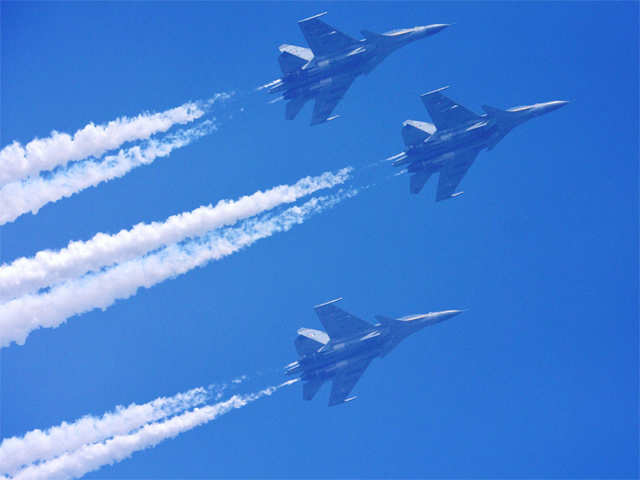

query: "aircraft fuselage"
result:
(404, 118), (499, 173)
(285, 325), (388, 381)
(269, 43), (378, 100)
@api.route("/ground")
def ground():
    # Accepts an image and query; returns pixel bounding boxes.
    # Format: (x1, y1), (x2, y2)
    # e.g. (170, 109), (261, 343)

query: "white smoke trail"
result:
(0, 122), (216, 226)
(0, 168), (351, 301)
(0, 387), (210, 476)
(0, 95), (230, 186)
(0, 190), (356, 348)
(9, 381), (296, 480)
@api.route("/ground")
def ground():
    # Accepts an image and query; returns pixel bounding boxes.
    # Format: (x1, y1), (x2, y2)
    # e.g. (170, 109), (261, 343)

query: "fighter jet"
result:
(285, 298), (463, 406)
(262, 12), (449, 125)
(389, 87), (569, 201)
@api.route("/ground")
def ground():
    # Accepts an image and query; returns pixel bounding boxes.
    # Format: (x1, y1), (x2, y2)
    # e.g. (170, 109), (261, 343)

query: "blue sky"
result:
(1, 1), (638, 478)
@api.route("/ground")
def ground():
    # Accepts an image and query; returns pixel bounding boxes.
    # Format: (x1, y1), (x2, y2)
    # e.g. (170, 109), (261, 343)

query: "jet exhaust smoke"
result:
(0, 387), (210, 476)
(0, 168), (351, 302)
(0, 95), (231, 187)
(6, 380), (295, 480)
(0, 121), (216, 226)
(0, 190), (357, 348)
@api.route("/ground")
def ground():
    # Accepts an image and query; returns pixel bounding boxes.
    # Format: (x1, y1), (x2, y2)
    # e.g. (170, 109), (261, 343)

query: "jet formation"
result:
(285, 298), (463, 406)
(264, 13), (568, 406)
(388, 87), (569, 200)
(262, 12), (449, 125)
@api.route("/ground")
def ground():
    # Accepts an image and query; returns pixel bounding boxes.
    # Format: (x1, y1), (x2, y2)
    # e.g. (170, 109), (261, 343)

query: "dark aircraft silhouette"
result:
(262, 12), (449, 125)
(285, 298), (463, 406)
(389, 87), (568, 200)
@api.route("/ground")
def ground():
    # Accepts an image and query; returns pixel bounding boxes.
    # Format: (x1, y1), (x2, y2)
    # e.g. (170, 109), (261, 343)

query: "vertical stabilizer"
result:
(279, 51), (307, 75)
(402, 120), (436, 147)
(295, 327), (329, 356)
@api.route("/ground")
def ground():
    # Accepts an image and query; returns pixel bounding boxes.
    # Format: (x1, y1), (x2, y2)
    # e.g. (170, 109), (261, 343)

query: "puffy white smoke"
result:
(0, 387), (209, 476)
(0, 190), (356, 348)
(9, 380), (297, 480)
(0, 168), (351, 300)
(0, 95), (233, 186)
(0, 121), (216, 226)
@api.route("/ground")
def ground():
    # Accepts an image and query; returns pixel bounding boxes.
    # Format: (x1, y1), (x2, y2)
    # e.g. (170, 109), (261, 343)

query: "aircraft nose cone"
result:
(434, 309), (465, 321)
(421, 23), (451, 36)
(407, 309), (465, 326)
(538, 100), (570, 115)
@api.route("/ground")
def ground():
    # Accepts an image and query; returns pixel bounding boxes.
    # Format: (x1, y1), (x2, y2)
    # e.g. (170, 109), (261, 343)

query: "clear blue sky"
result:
(2, 1), (638, 478)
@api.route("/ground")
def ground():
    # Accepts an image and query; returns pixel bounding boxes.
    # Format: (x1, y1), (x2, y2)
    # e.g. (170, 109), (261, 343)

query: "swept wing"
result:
(435, 149), (480, 201)
(421, 87), (480, 131)
(329, 358), (372, 406)
(298, 12), (357, 57)
(314, 298), (372, 339)
(310, 76), (355, 125)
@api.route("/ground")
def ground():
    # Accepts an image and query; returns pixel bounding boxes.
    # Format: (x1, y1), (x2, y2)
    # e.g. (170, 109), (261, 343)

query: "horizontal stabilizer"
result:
(279, 51), (307, 75)
(303, 379), (324, 401)
(410, 170), (433, 194)
(286, 97), (307, 120)
(402, 120), (436, 147)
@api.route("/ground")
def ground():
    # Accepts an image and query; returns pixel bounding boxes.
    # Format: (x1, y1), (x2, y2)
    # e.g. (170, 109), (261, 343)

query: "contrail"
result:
(0, 190), (357, 348)
(0, 387), (210, 476)
(0, 95), (229, 187)
(0, 168), (351, 301)
(0, 121), (216, 226)
(8, 381), (296, 480)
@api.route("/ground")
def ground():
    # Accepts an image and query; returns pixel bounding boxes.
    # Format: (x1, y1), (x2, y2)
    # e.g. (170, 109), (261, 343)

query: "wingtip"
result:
(421, 86), (450, 97)
(314, 297), (343, 309)
(299, 11), (328, 23)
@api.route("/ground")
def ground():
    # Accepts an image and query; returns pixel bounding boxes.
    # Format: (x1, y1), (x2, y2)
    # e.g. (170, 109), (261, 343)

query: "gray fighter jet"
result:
(285, 298), (463, 406)
(262, 12), (449, 125)
(389, 87), (569, 201)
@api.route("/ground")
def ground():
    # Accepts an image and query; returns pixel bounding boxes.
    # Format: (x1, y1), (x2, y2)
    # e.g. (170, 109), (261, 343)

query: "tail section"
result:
(409, 170), (433, 195)
(402, 120), (436, 147)
(303, 379), (324, 400)
(278, 44), (312, 75)
(279, 52), (306, 75)
(295, 327), (329, 356)
(279, 43), (313, 60)
(286, 97), (308, 120)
